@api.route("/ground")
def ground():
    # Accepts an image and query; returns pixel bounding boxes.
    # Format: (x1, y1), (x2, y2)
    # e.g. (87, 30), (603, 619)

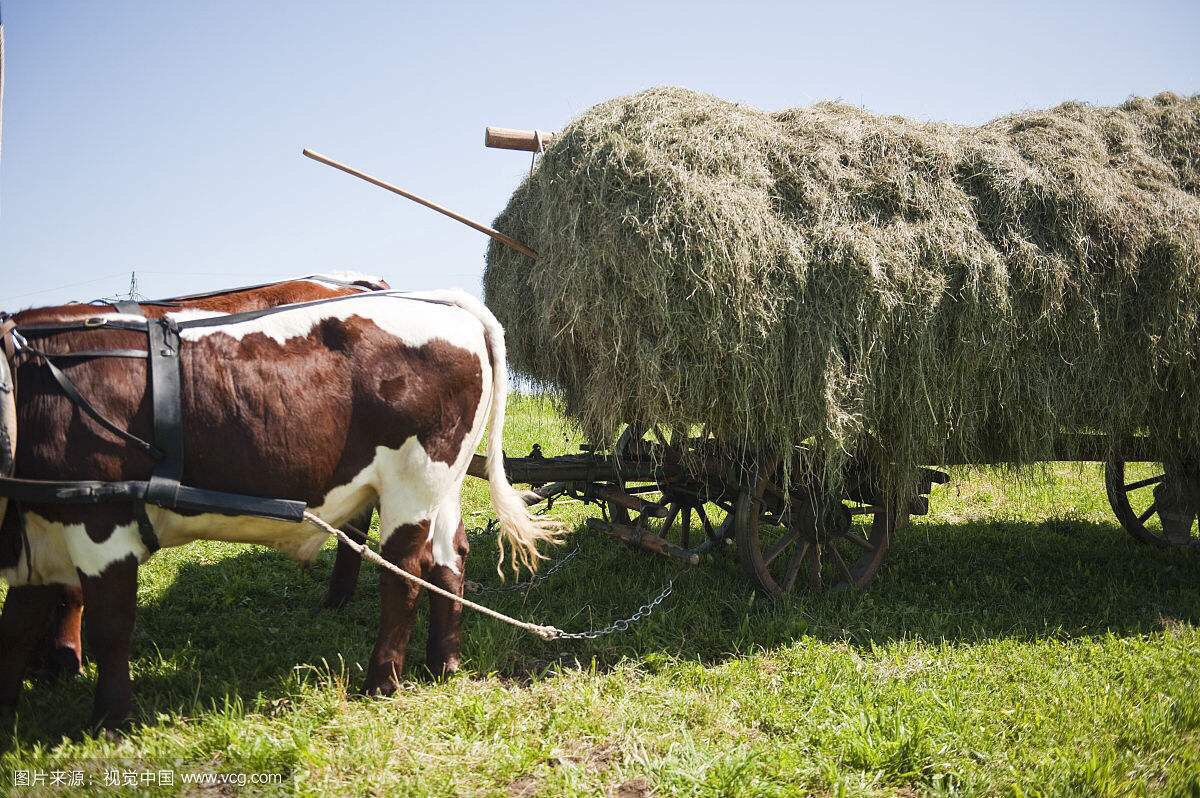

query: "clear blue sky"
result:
(1, 0), (1197, 308)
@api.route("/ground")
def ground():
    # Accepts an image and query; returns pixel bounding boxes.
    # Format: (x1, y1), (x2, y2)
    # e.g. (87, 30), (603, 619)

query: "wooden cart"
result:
(484, 428), (1192, 599)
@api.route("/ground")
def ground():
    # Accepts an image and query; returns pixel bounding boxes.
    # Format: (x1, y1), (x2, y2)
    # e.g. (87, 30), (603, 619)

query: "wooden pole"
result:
(485, 127), (556, 152)
(301, 149), (538, 260)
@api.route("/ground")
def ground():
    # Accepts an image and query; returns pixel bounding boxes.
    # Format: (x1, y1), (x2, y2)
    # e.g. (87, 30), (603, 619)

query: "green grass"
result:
(1, 395), (1198, 796)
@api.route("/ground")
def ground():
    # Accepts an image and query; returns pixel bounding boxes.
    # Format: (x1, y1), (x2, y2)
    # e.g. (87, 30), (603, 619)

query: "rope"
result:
(303, 511), (562, 641)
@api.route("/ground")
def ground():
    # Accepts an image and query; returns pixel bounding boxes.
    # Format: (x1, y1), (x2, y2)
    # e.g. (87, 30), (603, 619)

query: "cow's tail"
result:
(422, 290), (563, 574)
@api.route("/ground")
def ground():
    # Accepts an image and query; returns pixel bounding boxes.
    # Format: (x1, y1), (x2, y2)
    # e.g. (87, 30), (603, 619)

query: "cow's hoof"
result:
(425, 656), (461, 680)
(361, 682), (399, 698)
(361, 670), (402, 697)
(319, 591), (354, 611)
(89, 725), (129, 742)
(88, 715), (132, 739)
(49, 646), (83, 679)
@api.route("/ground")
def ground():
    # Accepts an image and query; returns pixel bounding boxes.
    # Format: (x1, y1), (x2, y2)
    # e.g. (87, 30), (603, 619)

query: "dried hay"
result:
(484, 87), (1200, 495)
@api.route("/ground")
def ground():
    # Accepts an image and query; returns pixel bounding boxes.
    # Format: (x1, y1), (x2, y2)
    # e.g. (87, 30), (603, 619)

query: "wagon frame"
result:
(487, 421), (1190, 599)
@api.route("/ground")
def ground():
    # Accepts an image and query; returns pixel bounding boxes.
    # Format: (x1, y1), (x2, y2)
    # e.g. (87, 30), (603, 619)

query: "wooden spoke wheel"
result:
(605, 424), (736, 549)
(734, 460), (907, 599)
(1105, 460), (1199, 549)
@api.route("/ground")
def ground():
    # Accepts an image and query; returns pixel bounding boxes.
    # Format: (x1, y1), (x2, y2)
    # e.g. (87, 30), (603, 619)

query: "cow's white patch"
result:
(0, 512), (81, 586)
(147, 429), (481, 570)
(428, 491), (463, 573)
(82, 312), (146, 324)
(163, 308), (226, 324)
(176, 291), (486, 357)
(64, 521), (149, 576)
(0, 512), (149, 584)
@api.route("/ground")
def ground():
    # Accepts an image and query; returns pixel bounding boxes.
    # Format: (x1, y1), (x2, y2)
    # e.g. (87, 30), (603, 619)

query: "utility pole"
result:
(125, 271), (144, 301)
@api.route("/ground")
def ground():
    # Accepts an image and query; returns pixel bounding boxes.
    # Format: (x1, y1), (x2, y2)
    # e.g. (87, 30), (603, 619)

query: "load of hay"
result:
(484, 87), (1200, 495)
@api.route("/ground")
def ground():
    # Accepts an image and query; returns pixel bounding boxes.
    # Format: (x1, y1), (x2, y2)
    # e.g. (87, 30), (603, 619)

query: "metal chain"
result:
(465, 544), (581, 594)
(553, 576), (676, 640)
(421, 509), (682, 639)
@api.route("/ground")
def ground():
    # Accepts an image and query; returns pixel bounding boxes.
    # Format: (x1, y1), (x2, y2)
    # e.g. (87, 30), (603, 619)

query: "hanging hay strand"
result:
(484, 87), (1200, 495)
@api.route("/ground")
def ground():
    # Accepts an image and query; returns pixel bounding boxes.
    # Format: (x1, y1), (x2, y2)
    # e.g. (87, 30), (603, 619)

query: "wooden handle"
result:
(302, 149), (537, 260)
(485, 127), (556, 152)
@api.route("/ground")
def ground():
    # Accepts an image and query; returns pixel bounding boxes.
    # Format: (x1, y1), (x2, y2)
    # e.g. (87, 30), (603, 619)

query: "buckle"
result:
(84, 317), (106, 328)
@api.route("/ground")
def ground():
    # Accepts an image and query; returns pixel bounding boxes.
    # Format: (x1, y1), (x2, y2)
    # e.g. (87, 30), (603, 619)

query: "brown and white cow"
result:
(16, 273), (392, 683)
(0, 288), (558, 729)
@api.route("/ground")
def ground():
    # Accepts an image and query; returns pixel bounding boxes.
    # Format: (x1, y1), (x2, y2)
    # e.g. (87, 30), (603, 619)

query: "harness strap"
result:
(0, 475), (306, 520)
(110, 300), (143, 315)
(143, 318), (184, 528)
(29, 349), (147, 359)
(18, 319), (148, 335)
(29, 347), (160, 458)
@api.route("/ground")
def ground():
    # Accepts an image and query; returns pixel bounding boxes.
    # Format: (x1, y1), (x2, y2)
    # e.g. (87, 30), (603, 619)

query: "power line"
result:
(0, 271), (129, 303)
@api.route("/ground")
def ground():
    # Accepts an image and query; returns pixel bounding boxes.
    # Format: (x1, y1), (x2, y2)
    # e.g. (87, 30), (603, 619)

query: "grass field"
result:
(1, 396), (1198, 796)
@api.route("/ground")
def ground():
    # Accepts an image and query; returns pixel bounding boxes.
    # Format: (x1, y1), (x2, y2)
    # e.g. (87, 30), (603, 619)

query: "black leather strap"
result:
(32, 349), (147, 359)
(144, 318), (184, 512)
(0, 475), (306, 521)
(111, 301), (143, 315)
(32, 349), (160, 458)
(18, 319), (148, 335)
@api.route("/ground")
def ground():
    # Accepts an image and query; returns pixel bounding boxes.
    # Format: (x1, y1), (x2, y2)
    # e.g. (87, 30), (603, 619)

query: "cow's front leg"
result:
(363, 522), (426, 695)
(79, 556), (139, 731)
(425, 520), (468, 678)
(0, 585), (62, 708)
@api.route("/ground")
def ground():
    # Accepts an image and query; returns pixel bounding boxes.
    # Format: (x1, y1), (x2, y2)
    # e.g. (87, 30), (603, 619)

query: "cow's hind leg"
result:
(0, 585), (62, 708)
(363, 522), (427, 695)
(425, 519), (468, 678)
(79, 555), (139, 731)
(321, 506), (374, 610)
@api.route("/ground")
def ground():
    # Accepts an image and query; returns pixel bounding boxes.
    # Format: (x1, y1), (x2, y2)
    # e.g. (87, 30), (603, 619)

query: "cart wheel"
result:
(606, 424), (735, 548)
(1105, 460), (1198, 548)
(734, 460), (906, 599)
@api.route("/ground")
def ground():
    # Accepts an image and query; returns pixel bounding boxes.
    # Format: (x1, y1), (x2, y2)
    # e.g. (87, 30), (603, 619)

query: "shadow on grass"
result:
(3, 513), (1197, 746)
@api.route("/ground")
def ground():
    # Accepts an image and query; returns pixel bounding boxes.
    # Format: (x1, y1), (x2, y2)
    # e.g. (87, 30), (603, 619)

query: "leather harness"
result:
(0, 279), (446, 555)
